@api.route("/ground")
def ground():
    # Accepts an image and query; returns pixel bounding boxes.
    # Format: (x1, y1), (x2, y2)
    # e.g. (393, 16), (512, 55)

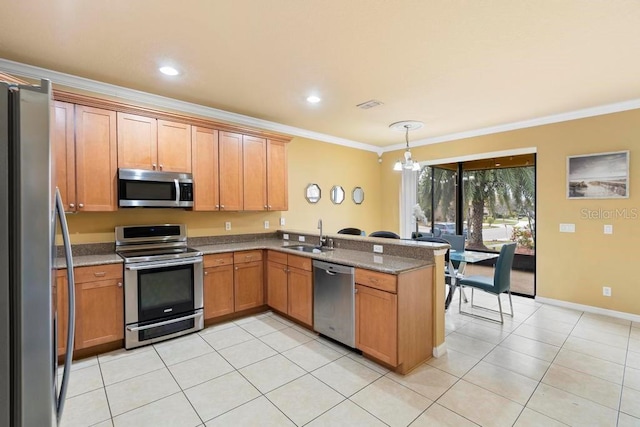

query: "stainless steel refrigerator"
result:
(0, 78), (76, 426)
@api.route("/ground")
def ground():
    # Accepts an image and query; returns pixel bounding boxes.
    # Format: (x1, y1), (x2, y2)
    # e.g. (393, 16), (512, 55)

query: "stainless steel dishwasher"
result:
(313, 260), (355, 347)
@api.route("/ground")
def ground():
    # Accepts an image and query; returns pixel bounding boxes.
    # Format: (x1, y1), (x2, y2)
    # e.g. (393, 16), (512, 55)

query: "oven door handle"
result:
(125, 257), (203, 270)
(126, 311), (203, 332)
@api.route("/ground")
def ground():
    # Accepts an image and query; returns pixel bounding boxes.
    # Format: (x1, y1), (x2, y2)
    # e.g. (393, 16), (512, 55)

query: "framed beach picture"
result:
(567, 150), (629, 199)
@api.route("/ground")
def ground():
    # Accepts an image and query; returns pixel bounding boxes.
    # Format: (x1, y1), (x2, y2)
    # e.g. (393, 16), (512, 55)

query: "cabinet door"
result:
(117, 112), (157, 170)
(234, 260), (263, 311)
(75, 278), (124, 349)
(267, 139), (288, 211)
(355, 284), (397, 366)
(157, 120), (192, 172)
(203, 265), (234, 320)
(191, 126), (220, 211)
(52, 101), (76, 211)
(288, 267), (313, 327)
(75, 106), (117, 211)
(56, 271), (68, 356)
(242, 135), (267, 211)
(267, 261), (288, 314)
(218, 131), (243, 211)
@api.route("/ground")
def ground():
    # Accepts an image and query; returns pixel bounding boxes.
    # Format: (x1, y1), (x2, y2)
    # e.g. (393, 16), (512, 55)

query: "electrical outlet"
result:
(559, 223), (575, 233)
(373, 244), (383, 254)
(283, 233), (289, 240)
(225, 221), (231, 231)
(603, 286), (612, 297)
(264, 220), (269, 229)
(280, 217), (286, 226)
(298, 236), (305, 242)
(604, 224), (613, 234)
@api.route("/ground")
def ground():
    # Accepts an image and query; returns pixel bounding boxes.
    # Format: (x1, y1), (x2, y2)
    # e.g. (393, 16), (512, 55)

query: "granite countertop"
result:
(58, 239), (433, 274)
(193, 239), (432, 274)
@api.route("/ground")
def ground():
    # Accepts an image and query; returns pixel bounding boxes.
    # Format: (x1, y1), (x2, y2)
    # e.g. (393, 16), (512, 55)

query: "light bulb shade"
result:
(412, 162), (421, 171)
(393, 160), (403, 171)
(404, 150), (412, 161)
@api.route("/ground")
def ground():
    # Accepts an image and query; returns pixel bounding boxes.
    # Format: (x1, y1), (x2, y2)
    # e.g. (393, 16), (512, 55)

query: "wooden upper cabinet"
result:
(75, 106), (117, 211)
(52, 101), (75, 211)
(117, 112), (157, 170)
(267, 140), (288, 211)
(157, 120), (192, 172)
(52, 102), (117, 212)
(219, 131), (244, 211)
(243, 135), (267, 211)
(192, 126), (220, 211)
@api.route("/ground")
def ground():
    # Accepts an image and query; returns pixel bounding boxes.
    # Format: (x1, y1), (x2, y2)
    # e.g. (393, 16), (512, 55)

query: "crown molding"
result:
(0, 58), (379, 152)
(385, 99), (640, 153)
(3, 58), (639, 155)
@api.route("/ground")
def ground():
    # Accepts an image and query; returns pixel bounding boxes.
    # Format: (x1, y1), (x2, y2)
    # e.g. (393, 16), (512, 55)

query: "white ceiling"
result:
(1, 1), (640, 149)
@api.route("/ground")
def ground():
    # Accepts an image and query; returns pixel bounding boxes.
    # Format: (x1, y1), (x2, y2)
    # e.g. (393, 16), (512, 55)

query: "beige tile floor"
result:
(59, 294), (640, 426)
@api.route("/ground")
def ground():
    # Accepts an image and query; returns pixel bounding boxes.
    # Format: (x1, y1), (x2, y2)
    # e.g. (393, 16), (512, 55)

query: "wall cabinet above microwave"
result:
(117, 113), (192, 173)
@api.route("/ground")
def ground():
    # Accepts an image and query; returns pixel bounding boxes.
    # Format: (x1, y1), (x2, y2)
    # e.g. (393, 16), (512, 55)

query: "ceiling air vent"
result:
(356, 99), (383, 109)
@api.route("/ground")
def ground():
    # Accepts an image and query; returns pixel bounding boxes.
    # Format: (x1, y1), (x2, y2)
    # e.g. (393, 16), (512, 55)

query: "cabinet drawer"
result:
(204, 252), (234, 268)
(355, 268), (397, 293)
(75, 264), (123, 283)
(287, 254), (312, 272)
(234, 250), (263, 264)
(267, 250), (288, 265)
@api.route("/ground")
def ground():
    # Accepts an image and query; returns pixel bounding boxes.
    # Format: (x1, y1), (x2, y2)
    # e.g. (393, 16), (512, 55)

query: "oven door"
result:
(124, 256), (203, 348)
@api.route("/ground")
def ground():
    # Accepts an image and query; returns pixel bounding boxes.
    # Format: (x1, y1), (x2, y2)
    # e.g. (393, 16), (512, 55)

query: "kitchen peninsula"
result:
(56, 230), (448, 375)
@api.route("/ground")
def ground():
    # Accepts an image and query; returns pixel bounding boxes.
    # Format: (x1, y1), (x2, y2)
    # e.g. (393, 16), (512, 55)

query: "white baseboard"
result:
(535, 296), (640, 323)
(432, 342), (447, 358)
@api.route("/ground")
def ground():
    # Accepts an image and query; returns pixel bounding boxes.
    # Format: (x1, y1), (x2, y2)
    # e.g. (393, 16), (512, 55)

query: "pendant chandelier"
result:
(390, 120), (423, 171)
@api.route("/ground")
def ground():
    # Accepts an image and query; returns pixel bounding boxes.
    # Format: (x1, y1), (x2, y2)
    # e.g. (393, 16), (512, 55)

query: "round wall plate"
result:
(389, 120), (424, 132)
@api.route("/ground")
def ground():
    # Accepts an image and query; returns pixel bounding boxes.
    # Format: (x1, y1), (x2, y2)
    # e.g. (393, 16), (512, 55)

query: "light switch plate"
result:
(283, 233), (289, 240)
(225, 221), (231, 231)
(280, 217), (286, 226)
(559, 223), (575, 233)
(373, 244), (383, 253)
(373, 255), (383, 264)
(264, 220), (269, 229)
(299, 236), (305, 242)
(604, 224), (613, 234)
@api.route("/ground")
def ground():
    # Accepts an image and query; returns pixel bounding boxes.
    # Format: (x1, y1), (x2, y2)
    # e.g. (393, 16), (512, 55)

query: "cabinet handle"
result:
(268, 205), (272, 209)
(117, 282), (123, 287)
(283, 267), (288, 272)
(235, 266), (239, 271)
(78, 203), (84, 208)
(94, 272), (106, 277)
(69, 203), (75, 208)
(204, 271), (208, 276)
(370, 277), (379, 283)
(245, 256), (253, 260)
(220, 205), (225, 209)
(152, 163), (157, 170)
(159, 164), (163, 170)
(264, 205), (268, 209)
(354, 288), (358, 293)
(215, 205), (220, 209)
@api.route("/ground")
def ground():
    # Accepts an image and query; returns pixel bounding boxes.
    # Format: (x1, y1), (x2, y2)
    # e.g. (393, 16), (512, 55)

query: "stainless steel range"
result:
(116, 224), (204, 349)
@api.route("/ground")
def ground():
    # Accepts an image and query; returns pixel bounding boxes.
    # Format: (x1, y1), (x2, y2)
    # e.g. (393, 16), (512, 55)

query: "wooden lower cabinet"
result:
(355, 266), (433, 374)
(234, 251), (264, 311)
(75, 265), (124, 350)
(203, 264), (234, 319)
(287, 267), (312, 326)
(266, 251), (313, 327)
(355, 284), (398, 366)
(56, 270), (69, 357)
(267, 260), (288, 313)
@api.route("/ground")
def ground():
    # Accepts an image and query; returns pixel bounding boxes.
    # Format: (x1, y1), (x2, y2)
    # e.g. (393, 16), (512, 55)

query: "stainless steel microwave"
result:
(118, 168), (194, 208)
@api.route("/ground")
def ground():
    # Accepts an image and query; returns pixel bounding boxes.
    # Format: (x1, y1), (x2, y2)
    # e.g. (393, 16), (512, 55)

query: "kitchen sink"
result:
(282, 244), (332, 253)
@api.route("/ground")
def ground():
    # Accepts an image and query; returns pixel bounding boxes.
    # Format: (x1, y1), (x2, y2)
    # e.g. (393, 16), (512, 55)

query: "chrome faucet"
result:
(318, 219), (326, 246)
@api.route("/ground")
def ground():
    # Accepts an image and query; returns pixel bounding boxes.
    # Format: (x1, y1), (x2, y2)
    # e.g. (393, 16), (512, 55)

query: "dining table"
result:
(445, 250), (500, 309)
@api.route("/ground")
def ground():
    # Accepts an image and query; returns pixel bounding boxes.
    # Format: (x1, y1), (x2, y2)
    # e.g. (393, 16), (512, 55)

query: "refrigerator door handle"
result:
(55, 188), (75, 423)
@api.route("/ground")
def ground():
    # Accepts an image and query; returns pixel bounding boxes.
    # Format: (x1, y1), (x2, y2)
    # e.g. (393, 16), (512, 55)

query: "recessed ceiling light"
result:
(306, 95), (321, 104)
(159, 66), (179, 76)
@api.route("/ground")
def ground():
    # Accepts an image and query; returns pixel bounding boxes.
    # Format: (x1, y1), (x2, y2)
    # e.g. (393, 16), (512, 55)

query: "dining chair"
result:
(368, 231), (401, 239)
(458, 242), (517, 323)
(337, 227), (363, 235)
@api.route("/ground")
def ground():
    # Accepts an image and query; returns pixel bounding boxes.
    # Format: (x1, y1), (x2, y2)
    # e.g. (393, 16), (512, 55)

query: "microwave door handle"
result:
(174, 179), (180, 206)
(55, 188), (76, 423)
